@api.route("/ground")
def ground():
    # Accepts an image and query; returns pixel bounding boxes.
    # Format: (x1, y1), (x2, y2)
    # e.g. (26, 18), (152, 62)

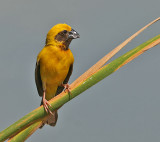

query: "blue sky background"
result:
(0, 0), (160, 141)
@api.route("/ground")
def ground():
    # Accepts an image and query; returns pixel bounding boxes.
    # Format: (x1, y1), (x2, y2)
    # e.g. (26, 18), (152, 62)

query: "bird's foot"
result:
(62, 84), (72, 99)
(42, 92), (53, 115)
(43, 98), (54, 115)
(62, 84), (71, 93)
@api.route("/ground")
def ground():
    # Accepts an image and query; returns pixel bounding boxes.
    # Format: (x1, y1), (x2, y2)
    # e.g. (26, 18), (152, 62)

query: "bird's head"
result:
(46, 23), (80, 50)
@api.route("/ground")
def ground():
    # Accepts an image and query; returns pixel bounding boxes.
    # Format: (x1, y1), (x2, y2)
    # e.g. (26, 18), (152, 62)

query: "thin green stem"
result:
(8, 121), (42, 142)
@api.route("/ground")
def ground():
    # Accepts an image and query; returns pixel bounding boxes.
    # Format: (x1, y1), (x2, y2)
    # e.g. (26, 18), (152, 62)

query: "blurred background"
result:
(0, 0), (160, 142)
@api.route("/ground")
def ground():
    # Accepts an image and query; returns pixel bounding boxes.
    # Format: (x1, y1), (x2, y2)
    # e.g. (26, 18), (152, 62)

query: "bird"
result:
(35, 23), (80, 127)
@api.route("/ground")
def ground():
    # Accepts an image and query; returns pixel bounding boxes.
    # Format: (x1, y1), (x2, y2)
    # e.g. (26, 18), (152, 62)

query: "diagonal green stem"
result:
(8, 121), (42, 142)
(0, 35), (159, 142)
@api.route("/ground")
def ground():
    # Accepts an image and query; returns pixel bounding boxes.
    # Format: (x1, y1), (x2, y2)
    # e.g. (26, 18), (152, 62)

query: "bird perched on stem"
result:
(35, 23), (80, 127)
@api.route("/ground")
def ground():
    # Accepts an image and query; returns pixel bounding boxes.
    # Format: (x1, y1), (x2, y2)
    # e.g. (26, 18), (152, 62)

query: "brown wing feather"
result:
(35, 61), (43, 97)
(55, 64), (73, 95)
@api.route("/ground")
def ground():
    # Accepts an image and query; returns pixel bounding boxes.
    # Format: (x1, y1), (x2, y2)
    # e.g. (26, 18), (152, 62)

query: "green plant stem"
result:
(0, 35), (159, 142)
(7, 121), (42, 142)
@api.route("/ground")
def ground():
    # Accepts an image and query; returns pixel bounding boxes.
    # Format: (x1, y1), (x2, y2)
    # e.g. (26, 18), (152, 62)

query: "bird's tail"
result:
(39, 101), (58, 128)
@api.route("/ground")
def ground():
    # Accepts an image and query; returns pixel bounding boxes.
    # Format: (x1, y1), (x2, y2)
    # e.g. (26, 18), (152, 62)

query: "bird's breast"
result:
(39, 47), (74, 98)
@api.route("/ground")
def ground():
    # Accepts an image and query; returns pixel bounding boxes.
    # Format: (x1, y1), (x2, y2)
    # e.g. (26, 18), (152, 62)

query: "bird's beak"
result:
(68, 29), (80, 39)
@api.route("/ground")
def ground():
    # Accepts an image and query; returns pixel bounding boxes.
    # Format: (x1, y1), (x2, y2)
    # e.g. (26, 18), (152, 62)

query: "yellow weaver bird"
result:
(35, 23), (80, 127)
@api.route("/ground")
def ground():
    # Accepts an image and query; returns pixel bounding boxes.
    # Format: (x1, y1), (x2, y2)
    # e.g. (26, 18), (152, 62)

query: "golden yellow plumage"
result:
(35, 23), (79, 127)
(37, 45), (74, 100)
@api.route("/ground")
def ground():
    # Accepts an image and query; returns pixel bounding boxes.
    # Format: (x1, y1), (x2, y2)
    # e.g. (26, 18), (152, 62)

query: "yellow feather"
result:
(37, 24), (74, 100)
(46, 23), (71, 46)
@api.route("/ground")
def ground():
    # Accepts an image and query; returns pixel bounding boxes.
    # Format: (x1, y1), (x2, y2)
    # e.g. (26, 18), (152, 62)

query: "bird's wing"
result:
(35, 61), (43, 97)
(55, 64), (73, 95)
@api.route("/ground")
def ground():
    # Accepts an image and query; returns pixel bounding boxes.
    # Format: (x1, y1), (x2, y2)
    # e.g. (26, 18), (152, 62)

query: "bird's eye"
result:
(63, 30), (67, 34)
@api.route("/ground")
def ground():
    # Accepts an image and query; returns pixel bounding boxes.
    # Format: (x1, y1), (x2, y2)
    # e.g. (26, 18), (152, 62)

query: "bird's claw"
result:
(62, 84), (71, 94)
(43, 98), (54, 115)
(62, 83), (72, 100)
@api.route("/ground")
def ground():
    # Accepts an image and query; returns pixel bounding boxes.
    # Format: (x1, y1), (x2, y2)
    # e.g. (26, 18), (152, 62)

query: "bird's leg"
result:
(61, 83), (72, 99)
(42, 91), (54, 115)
